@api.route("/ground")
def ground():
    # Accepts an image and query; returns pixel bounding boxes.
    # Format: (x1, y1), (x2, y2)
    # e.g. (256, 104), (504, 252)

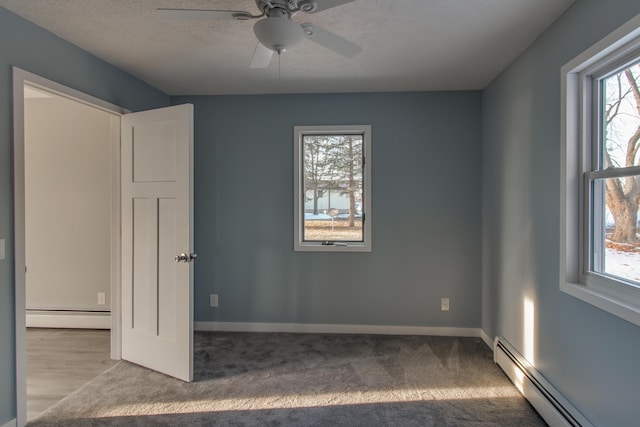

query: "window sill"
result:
(294, 243), (371, 252)
(560, 280), (640, 327)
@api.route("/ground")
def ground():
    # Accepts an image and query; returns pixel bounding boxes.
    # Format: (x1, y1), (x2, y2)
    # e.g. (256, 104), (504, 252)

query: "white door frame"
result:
(12, 67), (128, 427)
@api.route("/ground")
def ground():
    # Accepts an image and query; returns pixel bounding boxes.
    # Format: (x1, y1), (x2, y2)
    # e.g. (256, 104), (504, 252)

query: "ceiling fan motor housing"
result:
(255, 0), (318, 16)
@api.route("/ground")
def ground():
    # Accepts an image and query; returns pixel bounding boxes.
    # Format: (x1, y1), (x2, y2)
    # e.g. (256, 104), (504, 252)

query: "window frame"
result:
(561, 13), (640, 326)
(293, 125), (372, 252)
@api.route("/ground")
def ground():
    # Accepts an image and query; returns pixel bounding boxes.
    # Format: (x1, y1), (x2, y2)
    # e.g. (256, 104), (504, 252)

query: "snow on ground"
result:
(605, 249), (640, 283)
(304, 213), (332, 220)
(305, 213), (363, 220)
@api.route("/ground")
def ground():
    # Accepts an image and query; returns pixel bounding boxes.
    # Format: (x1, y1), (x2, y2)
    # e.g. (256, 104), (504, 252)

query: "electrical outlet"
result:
(98, 292), (106, 305)
(210, 294), (218, 307)
(441, 298), (450, 311)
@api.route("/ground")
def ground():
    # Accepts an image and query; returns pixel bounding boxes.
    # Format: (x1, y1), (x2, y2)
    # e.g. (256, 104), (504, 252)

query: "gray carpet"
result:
(29, 332), (547, 426)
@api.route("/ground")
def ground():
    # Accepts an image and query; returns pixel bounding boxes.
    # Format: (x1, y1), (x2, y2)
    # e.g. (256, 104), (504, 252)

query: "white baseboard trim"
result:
(480, 329), (493, 349)
(26, 312), (111, 329)
(1, 418), (17, 427)
(194, 321), (481, 337)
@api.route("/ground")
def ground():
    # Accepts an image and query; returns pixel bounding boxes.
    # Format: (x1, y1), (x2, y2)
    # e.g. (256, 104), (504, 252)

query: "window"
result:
(294, 125), (371, 252)
(561, 13), (640, 326)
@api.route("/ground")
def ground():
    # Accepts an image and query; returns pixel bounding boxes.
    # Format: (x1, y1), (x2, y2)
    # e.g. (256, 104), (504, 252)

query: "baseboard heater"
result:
(26, 310), (111, 329)
(494, 337), (593, 427)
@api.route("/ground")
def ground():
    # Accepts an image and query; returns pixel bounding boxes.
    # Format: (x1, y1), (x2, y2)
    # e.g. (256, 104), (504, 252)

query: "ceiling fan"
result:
(157, 0), (361, 68)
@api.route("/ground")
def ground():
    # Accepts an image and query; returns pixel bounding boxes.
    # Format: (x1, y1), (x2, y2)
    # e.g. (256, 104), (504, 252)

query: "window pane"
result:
(601, 61), (640, 170)
(592, 176), (640, 285)
(597, 61), (640, 284)
(302, 134), (364, 242)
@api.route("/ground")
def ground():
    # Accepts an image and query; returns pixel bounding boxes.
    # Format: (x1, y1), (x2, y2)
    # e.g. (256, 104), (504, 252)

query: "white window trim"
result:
(294, 125), (372, 252)
(561, 12), (640, 326)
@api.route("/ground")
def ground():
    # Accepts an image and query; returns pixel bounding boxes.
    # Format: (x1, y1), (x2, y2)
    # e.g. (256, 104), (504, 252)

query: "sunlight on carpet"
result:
(30, 333), (547, 426)
(95, 386), (523, 417)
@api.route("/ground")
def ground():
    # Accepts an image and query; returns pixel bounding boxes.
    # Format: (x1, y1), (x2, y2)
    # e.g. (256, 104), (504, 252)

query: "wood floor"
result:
(26, 328), (116, 421)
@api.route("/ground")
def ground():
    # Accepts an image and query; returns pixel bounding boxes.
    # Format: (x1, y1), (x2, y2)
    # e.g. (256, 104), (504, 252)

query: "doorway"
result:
(24, 84), (116, 324)
(23, 83), (117, 421)
(13, 68), (195, 427)
(13, 68), (127, 427)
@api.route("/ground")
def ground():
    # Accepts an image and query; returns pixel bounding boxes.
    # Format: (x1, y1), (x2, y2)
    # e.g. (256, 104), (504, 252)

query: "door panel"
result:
(132, 197), (154, 333)
(132, 120), (177, 182)
(121, 104), (193, 382)
(158, 198), (177, 341)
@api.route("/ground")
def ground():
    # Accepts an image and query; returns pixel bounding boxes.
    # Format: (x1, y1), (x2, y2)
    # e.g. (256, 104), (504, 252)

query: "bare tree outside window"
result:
(302, 134), (363, 242)
(599, 62), (640, 282)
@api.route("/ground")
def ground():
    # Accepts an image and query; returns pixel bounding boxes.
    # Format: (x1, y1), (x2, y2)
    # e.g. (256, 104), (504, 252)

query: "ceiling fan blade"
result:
(311, 0), (356, 13)
(302, 23), (361, 58)
(156, 8), (251, 20)
(250, 42), (274, 68)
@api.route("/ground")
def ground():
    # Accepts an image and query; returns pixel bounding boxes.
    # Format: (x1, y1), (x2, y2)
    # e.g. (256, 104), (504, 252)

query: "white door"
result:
(120, 104), (194, 382)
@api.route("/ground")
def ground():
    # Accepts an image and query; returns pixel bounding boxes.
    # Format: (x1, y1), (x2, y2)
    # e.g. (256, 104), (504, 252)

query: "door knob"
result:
(175, 253), (197, 263)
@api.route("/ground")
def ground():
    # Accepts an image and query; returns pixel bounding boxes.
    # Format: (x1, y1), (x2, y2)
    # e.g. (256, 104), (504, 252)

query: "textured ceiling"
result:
(0, 0), (575, 95)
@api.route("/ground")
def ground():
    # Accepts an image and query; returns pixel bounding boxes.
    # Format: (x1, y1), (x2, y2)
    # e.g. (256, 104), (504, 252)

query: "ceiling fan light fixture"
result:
(254, 15), (304, 54)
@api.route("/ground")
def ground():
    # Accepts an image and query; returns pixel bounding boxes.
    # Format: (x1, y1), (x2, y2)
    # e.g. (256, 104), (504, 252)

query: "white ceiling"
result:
(0, 0), (575, 95)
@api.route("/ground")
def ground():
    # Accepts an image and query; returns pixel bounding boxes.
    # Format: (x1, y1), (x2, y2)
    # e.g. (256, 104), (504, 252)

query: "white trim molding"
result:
(2, 419), (17, 427)
(480, 329), (493, 350)
(560, 12), (640, 327)
(293, 125), (372, 252)
(195, 321), (481, 337)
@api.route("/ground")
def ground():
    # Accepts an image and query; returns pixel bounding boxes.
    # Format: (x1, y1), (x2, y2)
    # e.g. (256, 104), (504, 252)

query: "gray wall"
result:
(0, 7), (169, 424)
(481, 0), (640, 425)
(13, 0), (640, 425)
(172, 93), (482, 327)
